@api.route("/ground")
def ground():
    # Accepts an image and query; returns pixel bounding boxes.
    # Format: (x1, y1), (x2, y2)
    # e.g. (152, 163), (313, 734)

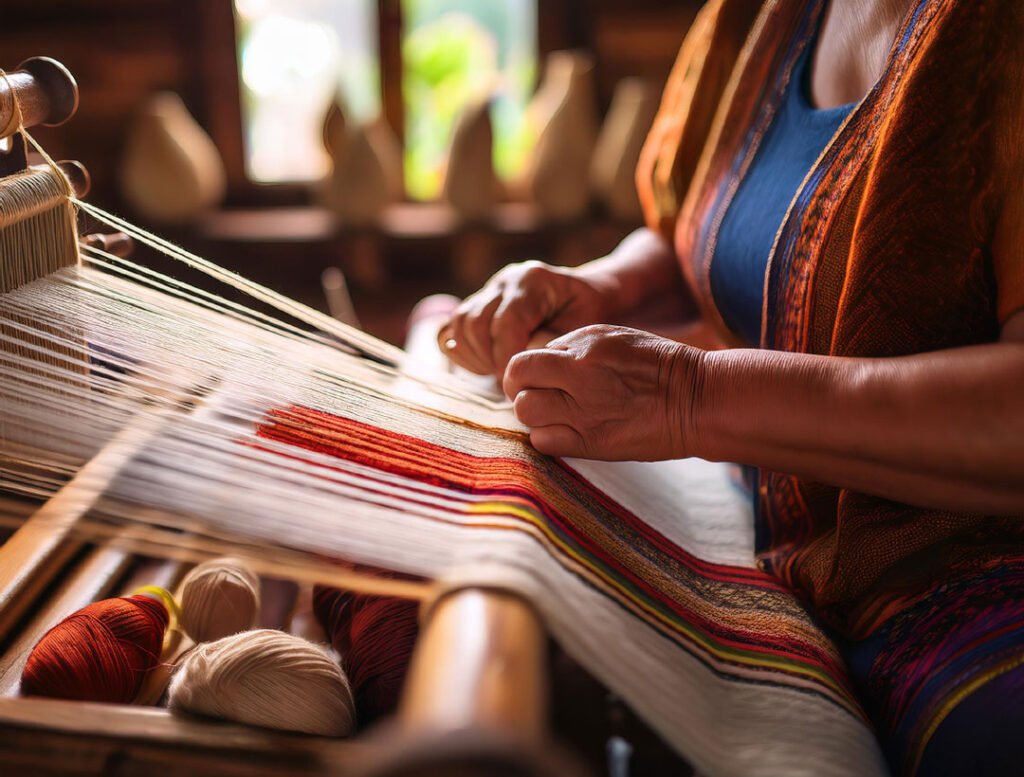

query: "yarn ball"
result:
(314, 579), (419, 725)
(21, 594), (170, 703)
(177, 557), (260, 643)
(167, 629), (356, 737)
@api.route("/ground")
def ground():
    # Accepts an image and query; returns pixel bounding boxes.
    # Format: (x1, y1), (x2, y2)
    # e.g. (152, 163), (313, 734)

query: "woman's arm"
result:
(575, 227), (692, 324)
(504, 312), (1024, 515)
(694, 315), (1024, 514)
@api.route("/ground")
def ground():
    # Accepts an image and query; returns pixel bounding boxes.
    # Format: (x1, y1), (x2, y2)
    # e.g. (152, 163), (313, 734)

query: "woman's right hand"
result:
(438, 260), (619, 380)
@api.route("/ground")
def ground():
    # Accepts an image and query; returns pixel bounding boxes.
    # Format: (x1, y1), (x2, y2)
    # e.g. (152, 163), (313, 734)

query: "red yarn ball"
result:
(314, 577), (419, 725)
(21, 594), (169, 703)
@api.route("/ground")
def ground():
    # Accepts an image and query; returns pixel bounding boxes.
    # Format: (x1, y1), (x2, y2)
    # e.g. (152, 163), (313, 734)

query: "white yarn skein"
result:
(168, 629), (356, 737)
(178, 557), (260, 643)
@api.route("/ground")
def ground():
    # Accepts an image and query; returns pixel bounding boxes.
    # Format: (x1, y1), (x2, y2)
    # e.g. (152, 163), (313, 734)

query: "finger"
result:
(442, 313), (489, 374)
(512, 388), (576, 428)
(528, 424), (587, 458)
(502, 349), (577, 399)
(445, 296), (499, 375)
(460, 294), (502, 375)
(491, 289), (553, 376)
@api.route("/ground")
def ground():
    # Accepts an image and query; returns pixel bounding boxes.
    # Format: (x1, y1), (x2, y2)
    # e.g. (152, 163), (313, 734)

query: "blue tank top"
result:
(709, 22), (855, 346)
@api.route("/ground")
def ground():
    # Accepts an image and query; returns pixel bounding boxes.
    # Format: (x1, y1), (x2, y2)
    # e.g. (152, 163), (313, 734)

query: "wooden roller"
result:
(1, 58), (83, 185)
(0, 57), (79, 139)
(400, 590), (546, 738)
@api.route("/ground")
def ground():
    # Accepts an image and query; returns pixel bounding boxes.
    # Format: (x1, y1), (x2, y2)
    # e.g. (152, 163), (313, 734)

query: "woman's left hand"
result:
(503, 325), (704, 460)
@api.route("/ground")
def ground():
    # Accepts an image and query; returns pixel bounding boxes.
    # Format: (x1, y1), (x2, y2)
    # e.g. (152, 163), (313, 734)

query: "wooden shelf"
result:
(197, 202), (552, 245)
(198, 207), (336, 243)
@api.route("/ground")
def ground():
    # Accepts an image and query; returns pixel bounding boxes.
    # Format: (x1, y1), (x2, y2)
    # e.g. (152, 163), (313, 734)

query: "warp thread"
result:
(314, 574), (420, 725)
(0, 167), (79, 295)
(167, 628), (356, 737)
(177, 557), (260, 643)
(21, 593), (170, 703)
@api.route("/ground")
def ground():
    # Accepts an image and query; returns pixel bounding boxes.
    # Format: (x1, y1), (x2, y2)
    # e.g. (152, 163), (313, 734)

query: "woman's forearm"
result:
(692, 342), (1024, 513)
(577, 228), (696, 324)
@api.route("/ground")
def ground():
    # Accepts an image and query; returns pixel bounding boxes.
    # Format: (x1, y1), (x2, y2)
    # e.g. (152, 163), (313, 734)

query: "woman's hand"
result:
(503, 325), (705, 461)
(439, 261), (619, 380)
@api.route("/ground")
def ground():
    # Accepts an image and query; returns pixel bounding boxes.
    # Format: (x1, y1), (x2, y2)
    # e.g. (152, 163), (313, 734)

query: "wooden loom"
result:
(0, 58), (580, 777)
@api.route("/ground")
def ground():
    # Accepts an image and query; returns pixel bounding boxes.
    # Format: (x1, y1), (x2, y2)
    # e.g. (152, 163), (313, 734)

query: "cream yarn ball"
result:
(178, 557), (260, 643)
(168, 629), (356, 737)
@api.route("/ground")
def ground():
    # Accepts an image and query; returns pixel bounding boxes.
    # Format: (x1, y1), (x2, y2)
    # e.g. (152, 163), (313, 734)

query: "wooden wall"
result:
(1, 0), (209, 206)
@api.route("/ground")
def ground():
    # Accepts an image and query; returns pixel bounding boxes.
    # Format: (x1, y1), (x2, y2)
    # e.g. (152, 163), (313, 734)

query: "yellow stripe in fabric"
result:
(468, 499), (847, 699)
(910, 652), (1024, 775)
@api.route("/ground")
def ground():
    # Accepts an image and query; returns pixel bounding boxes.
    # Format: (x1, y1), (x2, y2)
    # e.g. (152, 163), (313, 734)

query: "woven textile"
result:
(0, 232), (892, 773)
(257, 407), (887, 775)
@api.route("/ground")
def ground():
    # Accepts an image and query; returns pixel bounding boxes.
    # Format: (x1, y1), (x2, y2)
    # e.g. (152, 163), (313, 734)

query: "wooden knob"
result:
(81, 232), (134, 258)
(56, 160), (90, 197)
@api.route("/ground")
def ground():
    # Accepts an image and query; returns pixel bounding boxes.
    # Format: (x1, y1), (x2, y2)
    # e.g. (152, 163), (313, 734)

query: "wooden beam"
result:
(192, 0), (248, 196)
(0, 412), (169, 643)
(378, 0), (405, 148)
(0, 696), (376, 776)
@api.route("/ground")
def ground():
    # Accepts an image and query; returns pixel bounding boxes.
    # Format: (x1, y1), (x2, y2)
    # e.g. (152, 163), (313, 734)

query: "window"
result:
(235, 0), (380, 183)
(232, 0), (536, 198)
(402, 0), (536, 199)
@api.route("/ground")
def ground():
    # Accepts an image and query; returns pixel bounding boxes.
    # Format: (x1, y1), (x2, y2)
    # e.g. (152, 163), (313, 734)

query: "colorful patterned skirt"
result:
(839, 558), (1024, 776)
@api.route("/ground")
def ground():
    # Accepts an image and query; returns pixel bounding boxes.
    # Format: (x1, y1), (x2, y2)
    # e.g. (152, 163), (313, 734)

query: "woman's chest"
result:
(810, 0), (912, 108)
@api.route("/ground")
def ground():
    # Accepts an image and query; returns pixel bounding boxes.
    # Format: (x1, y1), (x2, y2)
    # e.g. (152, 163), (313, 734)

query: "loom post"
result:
(366, 588), (579, 777)
(399, 588), (546, 736)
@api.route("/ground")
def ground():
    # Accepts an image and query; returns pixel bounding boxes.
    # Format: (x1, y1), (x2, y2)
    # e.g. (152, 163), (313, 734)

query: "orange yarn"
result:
(21, 594), (169, 703)
(314, 581), (419, 725)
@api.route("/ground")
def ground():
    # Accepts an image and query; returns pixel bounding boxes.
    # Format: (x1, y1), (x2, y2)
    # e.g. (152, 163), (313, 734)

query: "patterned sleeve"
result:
(635, 0), (761, 241)
(992, 2), (1024, 324)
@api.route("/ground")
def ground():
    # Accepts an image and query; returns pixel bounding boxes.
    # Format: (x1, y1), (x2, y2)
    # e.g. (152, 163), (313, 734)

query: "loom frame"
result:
(0, 56), (569, 777)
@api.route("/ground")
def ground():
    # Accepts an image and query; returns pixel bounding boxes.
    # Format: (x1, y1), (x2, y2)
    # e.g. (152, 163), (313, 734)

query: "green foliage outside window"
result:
(402, 0), (537, 200)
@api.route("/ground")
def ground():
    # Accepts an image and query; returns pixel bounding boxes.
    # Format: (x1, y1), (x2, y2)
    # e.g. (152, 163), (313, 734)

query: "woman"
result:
(439, 0), (1024, 774)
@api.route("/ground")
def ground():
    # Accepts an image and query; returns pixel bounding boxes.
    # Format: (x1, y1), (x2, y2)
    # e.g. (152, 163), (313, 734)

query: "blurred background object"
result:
(2, 0), (699, 342)
(522, 49), (598, 222)
(236, 0), (381, 183)
(442, 98), (500, 222)
(119, 92), (227, 225)
(590, 78), (660, 223)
